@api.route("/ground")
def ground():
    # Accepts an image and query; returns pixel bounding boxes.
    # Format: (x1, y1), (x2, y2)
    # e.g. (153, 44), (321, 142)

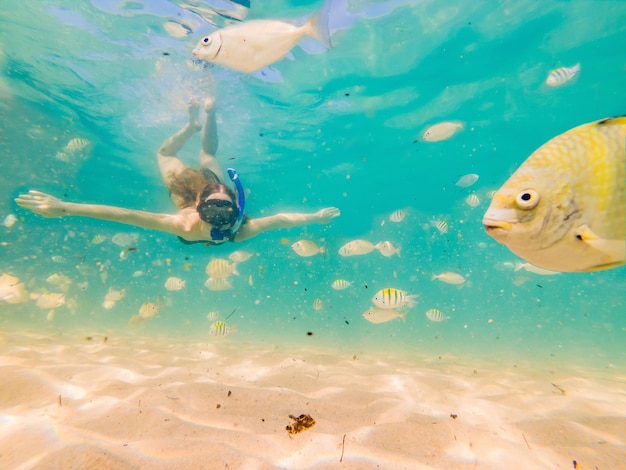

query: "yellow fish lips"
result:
(482, 207), (518, 233)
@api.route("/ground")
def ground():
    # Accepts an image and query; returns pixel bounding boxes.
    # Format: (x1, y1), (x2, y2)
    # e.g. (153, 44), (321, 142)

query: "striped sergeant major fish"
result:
(371, 288), (418, 310)
(545, 63), (580, 87)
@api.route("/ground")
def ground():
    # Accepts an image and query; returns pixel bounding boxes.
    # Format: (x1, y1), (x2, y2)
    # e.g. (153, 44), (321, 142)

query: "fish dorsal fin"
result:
(575, 224), (626, 264)
(596, 116), (626, 126)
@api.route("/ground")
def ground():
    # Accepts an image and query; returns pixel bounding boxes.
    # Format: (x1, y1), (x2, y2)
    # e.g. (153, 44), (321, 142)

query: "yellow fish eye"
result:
(202, 36), (211, 45)
(515, 189), (540, 209)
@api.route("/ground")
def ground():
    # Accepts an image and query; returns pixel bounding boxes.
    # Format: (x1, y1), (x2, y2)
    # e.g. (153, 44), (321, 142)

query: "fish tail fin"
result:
(396, 246), (401, 257)
(399, 311), (408, 322)
(320, 245), (327, 255)
(430, 274), (437, 281)
(231, 262), (240, 276)
(572, 62), (581, 73)
(405, 295), (418, 308)
(306, 0), (333, 49)
(514, 262), (523, 272)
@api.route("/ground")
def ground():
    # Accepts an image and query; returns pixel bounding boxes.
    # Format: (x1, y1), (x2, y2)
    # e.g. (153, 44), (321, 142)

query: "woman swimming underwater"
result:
(15, 98), (340, 244)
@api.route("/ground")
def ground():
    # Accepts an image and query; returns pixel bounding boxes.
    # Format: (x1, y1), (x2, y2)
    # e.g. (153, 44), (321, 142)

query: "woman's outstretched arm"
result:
(15, 190), (185, 235)
(233, 207), (340, 242)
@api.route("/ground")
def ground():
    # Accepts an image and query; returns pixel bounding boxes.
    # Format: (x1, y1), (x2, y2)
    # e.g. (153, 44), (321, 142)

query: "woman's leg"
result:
(157, 101), (202, 187)
(198, 97), (225, 182)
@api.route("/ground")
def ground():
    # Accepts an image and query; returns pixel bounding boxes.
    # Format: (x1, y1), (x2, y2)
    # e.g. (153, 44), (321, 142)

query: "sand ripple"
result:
(0, 331), (625, 469)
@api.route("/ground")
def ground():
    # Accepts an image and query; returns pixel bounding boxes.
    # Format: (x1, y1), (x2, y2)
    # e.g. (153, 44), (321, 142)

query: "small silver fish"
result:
(229, 250), (254, 263)
(464, 194), (481, 208)
(139, 301), (159, 319)
(425, 308), (449, 322)
(362, 306), (406, 324)
(546, 63), (580, 87)
(206, 258), (239, 279)
(431, 219), (448, 235)
(455, 174), (479, 188)
(376, 241), (401, 257)
(164, 276), (186, 291)
(389, 208), (407, 223)
(204, 277), (234, 291)
(1, 214), (17, 227)
(431, 272), (465, 285)
(210, 320), (235, 338)
(291, 240), (324, 257)
(422, 121), (464, 142)
(331, 279), (352, 290)
(35, 292), (65, 310)
(338, 239), (377, 256)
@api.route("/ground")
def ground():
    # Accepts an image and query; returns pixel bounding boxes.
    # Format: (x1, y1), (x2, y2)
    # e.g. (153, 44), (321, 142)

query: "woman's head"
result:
(197, 183), (239, 228)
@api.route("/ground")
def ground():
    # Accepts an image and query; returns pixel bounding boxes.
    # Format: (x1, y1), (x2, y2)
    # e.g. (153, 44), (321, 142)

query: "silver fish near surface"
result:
(191, 1), (332, 73)
(455, 174), (479, 188)
(483, 117), (626, 272)
(338, 239), (376, 256)
(422, 121), (464, 142)
(431, 272), (465, 285)
(545, 63), (580, 87)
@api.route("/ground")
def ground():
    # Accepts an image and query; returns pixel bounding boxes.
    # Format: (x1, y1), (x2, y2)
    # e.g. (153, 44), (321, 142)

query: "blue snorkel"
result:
(210, 168), (246, 241)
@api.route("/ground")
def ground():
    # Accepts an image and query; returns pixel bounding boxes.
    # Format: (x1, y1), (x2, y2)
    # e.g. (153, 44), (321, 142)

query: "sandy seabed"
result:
(0, 329), (624, 470)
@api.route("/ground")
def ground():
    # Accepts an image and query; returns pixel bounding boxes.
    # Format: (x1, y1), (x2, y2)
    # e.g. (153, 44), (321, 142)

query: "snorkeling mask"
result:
(206, 168), (245, 241)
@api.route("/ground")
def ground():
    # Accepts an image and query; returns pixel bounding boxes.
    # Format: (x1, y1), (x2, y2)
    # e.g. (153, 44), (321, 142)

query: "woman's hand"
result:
(316, 207), (341, 224)
(15, 190), (68, 218)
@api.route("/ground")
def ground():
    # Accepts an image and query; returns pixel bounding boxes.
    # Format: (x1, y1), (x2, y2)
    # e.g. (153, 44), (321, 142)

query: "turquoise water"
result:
(1, 0), (625, 364)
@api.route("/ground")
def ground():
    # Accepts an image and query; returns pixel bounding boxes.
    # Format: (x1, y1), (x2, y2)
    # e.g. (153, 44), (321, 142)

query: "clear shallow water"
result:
(1, 1), (626, 365)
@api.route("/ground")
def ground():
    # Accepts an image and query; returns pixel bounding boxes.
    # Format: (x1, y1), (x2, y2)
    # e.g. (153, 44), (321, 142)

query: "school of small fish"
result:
(5, 3), (621, 348)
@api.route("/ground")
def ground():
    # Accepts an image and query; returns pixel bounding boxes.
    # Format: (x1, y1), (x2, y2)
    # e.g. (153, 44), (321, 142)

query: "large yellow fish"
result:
(483, 117), (626, 272)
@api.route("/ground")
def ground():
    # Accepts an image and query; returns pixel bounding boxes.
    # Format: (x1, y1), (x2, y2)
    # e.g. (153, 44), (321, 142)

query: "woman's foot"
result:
(204, 97), (216, 114)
